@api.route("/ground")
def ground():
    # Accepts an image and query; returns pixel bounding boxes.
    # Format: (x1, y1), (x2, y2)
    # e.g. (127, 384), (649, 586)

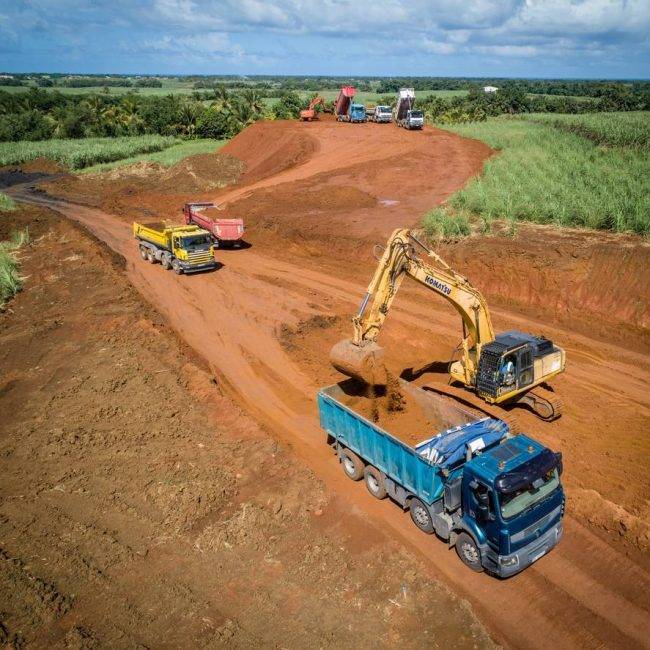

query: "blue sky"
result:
(1, 1), (648, 78)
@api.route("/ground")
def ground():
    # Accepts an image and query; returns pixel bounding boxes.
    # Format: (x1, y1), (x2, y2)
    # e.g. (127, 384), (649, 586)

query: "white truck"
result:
(394, 88), (424, 130)
(369, 105), (393, 123)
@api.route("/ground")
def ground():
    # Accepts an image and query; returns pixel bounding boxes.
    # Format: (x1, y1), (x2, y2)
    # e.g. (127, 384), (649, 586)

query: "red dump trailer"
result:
(183, 202), (245, 248)
(334, 86), (356, 118)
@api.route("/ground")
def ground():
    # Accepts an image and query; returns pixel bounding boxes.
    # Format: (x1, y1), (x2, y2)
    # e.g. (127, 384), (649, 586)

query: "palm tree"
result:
(241, 88), (265, 116)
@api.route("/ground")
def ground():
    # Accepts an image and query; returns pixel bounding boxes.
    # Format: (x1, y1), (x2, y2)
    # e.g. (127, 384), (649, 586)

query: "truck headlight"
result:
(499, 555), (519, 567)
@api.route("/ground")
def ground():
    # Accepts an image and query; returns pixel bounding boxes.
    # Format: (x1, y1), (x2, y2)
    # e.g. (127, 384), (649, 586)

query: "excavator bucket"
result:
(329, 339), (388, 385)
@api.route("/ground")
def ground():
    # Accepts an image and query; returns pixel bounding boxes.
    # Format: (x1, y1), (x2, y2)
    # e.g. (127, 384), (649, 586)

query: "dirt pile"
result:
(221, 120), (318, 183)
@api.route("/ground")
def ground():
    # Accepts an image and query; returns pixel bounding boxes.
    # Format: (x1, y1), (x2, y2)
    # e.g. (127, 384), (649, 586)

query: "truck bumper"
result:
(486, 520), (563, 578)
(180, 261), (218, 274)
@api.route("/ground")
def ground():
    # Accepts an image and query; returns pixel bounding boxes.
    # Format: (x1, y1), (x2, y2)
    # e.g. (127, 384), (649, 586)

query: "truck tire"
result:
(455, 533), (484, 573)
(147, 249), (156, 264)
(409, 498), (434, 534)
(364, 466), (387, 499)
(161, 256), (172, 270)
(340, 448), (364, 481)
(139, 245), (148, 261)
(171, 259), (183, 275)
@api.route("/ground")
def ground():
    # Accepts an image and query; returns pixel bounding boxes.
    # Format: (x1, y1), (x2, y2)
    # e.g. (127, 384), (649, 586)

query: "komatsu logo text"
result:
(425, 276), (452, 295)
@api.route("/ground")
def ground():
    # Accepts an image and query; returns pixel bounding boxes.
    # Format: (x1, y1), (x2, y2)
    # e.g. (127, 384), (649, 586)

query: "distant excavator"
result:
(300, 96), (328, 121)
(330, 229), (565, 424)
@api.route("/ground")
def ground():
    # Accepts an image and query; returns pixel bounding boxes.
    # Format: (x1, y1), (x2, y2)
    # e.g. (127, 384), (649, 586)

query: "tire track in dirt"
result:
(11, 190), (650, 650)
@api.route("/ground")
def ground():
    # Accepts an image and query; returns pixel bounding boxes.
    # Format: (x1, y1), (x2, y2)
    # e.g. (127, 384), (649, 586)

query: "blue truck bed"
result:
(318, 381), (508, 505)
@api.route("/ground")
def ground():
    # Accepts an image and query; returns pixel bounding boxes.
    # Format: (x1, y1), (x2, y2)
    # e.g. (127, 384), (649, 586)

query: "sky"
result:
(1, 0), (649, 79)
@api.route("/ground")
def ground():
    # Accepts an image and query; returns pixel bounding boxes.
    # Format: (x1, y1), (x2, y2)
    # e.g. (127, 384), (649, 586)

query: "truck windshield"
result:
(181, 235), (210, 249)
(379, 107), (391, 113)
(499, 470), (559, 520)
(410, 111), (423, 118)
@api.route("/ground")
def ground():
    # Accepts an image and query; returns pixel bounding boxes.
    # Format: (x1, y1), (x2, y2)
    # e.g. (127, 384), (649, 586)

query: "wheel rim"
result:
(367, 474), (379, 493)
(461, 542), (479, 564)
(343, 457), (355, 475)
(412, 505), (429, 527)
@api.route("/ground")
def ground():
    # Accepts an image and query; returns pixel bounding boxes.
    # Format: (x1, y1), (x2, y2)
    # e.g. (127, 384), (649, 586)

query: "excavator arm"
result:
(332, 228), (494, 385)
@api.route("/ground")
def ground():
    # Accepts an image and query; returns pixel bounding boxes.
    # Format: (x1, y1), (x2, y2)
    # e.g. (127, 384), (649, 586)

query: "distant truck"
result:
(334, 86), (367, 123)
(394, 88), (424, 130)
(369, 105), (393, 123)
(133, 222), (217, 274)
(183, 202), (245, 248)
(318, 381), (564, 577)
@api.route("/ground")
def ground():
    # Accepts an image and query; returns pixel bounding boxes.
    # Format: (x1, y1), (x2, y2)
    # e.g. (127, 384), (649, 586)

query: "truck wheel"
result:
(147, 249), (156, 264)
(409, 498), (434, 534)
(364, 466), (387, 499)
(455, 533), (484, 572)
(340, 448), (364, 481)
(161, 256), (171, 270)
(171, 260), (183, 275)
(139, 245), (148, 261)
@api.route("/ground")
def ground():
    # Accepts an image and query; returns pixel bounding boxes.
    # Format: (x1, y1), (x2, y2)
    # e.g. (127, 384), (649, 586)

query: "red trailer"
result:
(183, 202), (245, 248)
(333, 86), (356, 118)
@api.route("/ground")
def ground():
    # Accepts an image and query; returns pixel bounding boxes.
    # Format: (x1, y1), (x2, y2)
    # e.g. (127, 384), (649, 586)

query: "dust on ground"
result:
(0, 203), (496, 648)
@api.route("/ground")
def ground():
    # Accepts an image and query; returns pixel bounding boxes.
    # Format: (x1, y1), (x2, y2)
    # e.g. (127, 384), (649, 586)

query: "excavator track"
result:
(516, 386), (563, 421)
(421, 383), (522, 435)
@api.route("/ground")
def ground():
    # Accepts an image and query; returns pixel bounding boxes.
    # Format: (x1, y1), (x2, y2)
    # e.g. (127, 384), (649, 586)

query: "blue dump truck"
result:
(318, 381), (564, 577)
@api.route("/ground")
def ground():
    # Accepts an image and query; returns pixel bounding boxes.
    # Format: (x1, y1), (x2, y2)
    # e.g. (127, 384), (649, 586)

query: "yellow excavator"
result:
(330, 228), (565, 423)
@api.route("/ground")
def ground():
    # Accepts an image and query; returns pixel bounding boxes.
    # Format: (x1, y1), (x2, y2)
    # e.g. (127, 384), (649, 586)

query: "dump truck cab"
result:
(373, 105), (392, 123)
(405, 109), (424, 129)
(349, 103), (367, 122)
(458, 435), (564, 576)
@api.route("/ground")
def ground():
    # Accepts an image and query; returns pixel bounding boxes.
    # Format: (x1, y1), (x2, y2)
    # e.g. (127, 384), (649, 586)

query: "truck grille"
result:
(187, 251), (213, 265)
(510, 505), (562, 544)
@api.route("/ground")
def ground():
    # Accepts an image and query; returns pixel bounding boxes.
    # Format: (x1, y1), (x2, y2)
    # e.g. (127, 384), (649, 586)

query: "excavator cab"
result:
(476, 331), (563, 400)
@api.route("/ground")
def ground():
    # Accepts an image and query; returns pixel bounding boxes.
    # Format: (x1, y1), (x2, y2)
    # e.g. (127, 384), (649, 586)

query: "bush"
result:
(0, 193), (16, 211)
(0, 228), (29, 309)
(196, 109), (228, 139)
(423, 207), (471, 241)
(272, 91), (304, 119)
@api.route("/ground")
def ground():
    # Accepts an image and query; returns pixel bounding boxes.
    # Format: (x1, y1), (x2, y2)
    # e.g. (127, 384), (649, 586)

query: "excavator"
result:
(300, 96), (327, 121)
(330, 229), (565, 425)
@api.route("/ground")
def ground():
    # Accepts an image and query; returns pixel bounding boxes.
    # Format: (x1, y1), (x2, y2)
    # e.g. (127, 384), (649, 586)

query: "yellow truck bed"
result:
(133, 222), (205, 250)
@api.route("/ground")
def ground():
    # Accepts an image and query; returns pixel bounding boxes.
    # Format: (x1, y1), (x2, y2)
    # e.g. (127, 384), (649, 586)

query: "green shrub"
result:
(0, 193), (16, 211)
(423, 207), (471, 241)
(0, 228), (29, 308)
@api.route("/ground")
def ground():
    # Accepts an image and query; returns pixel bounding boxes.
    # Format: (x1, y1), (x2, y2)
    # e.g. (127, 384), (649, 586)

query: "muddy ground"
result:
(0, 204), (494, 648)
(3, 118), (650, 648)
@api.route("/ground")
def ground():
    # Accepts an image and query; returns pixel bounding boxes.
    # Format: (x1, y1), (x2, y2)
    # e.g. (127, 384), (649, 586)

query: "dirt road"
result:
(13, 187), (649, 649)
(8, 119), (649, 647)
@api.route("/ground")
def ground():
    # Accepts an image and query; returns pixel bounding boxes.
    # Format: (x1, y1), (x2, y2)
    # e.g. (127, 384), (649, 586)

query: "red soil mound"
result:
(221, 120), (318, 183)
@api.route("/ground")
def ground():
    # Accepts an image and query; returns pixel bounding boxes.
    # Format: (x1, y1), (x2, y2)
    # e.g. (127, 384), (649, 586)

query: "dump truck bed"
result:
(133, 222), (204, 250)
(318, 380), (508, 504)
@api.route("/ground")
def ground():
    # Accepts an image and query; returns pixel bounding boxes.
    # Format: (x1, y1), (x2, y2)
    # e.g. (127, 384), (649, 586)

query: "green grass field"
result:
(430, 112), (649, 235)
(526, 111), (650, 148)
(0, 193), (16, 211)
(0, 135), (183, 169)
(0, 79), (198, 96)
(81, 138), (226, 173)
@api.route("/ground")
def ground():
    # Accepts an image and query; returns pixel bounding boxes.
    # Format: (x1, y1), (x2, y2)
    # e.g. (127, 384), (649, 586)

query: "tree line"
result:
(0, 87), (304, 141)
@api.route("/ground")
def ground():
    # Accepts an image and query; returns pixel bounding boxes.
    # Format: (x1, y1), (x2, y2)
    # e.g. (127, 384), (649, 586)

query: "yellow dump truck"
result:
(133, 222), (217, 274)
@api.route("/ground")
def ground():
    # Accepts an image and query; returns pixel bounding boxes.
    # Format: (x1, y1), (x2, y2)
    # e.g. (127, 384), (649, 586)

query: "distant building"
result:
(0, 74), (14, 79)
(483, 86), (499, 93)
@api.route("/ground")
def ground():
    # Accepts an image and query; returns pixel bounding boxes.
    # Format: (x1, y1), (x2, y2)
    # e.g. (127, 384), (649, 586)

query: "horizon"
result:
(1, 1), (648, 79)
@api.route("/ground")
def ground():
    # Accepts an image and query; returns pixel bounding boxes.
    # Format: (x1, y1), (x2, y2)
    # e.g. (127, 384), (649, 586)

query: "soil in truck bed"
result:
(335, 378), (476, 447)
